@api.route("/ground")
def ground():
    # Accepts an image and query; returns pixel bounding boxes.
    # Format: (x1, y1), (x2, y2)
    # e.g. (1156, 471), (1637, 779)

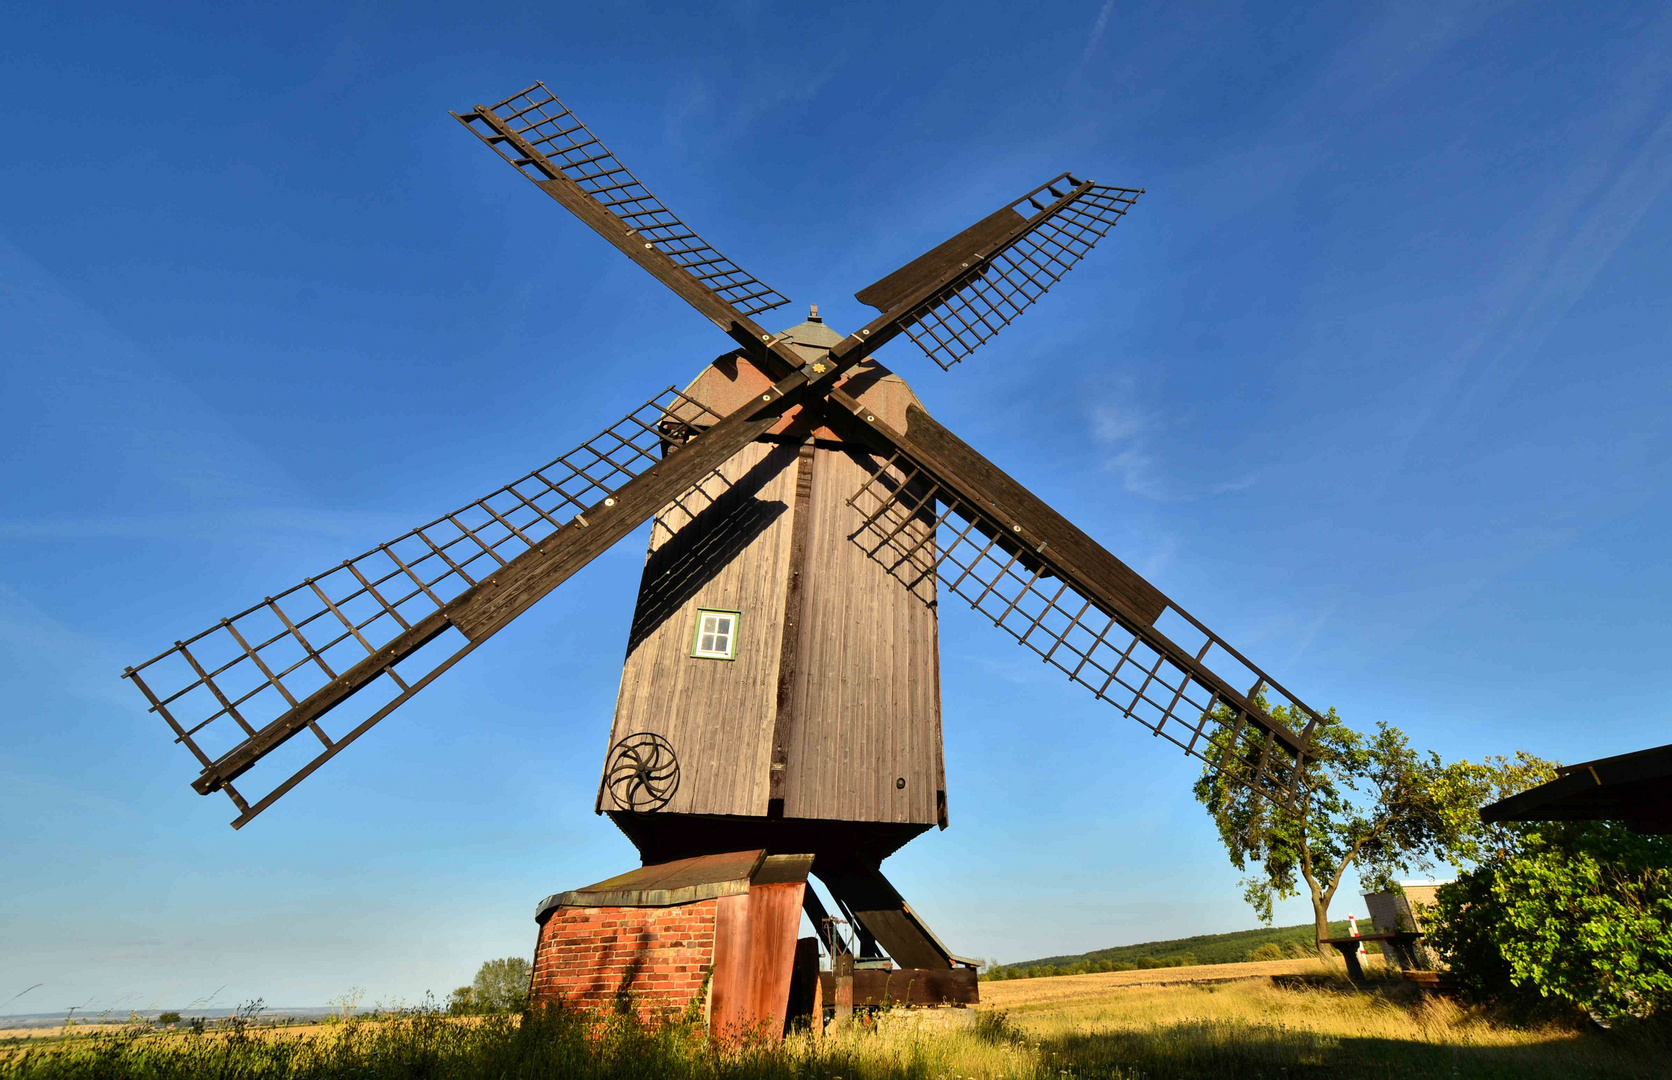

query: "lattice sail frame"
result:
(459, 82), (790, 318)
(846, 454), (1313, 807)
(902, 176), (1141, 370)
(123, 389), (722, 827)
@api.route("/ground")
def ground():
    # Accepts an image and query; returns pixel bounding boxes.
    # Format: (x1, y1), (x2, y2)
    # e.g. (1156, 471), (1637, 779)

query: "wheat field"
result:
(3, 959), (1665, 1079)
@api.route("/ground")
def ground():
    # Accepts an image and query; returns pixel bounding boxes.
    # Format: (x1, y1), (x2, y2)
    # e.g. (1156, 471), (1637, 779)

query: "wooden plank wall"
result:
(605, 343), (945, 830)
(784, 446), (943, 827)
(603, 441), (800, 818)
(708, 881), (806, 1044)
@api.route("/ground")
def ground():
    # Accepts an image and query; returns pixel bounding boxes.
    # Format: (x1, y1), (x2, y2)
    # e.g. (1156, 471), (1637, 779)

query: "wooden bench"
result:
(1318, 931), (1430, 987)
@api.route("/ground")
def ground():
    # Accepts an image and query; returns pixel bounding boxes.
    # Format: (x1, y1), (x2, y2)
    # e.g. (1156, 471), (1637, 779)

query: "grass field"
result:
(975, 958), (1666, 1078)
(4, 959), (1665, 1078)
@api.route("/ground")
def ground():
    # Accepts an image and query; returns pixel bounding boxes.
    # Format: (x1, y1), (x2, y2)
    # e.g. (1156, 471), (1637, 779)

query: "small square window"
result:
(690, 608), (740, 660)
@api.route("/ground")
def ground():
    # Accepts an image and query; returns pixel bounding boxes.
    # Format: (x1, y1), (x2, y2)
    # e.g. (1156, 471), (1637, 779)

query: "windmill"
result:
(123, 83), (1319, 1031)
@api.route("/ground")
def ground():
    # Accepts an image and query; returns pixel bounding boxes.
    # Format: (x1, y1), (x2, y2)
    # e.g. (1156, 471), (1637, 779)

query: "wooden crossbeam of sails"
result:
(123, 81), (1319, 832)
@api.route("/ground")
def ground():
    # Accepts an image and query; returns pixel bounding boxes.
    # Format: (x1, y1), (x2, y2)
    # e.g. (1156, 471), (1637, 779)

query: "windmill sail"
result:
(122, 386), (781, 828)
(837, 398), (1314, 806)
(129, 79), (1318, 828)
(124, 145), (1148, 828)
(855, 174), (1142, 370)
(455, 83), (790, 326)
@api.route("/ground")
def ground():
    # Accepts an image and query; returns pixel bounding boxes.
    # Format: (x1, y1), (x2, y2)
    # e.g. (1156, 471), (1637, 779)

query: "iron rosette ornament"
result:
(605, 732), (681, 812)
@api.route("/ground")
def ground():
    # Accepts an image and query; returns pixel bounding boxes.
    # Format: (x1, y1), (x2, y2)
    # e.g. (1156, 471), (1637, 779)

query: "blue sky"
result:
(3, 0), (1670, 1013)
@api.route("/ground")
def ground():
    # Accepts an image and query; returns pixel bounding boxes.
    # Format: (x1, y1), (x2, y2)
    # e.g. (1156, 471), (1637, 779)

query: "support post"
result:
(1326, 940), (1367, 987)
(833, 952), (853, 1029)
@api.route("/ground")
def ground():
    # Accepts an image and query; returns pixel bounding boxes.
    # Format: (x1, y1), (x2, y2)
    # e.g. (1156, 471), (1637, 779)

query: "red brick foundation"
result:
(531, 900), (717, 1019)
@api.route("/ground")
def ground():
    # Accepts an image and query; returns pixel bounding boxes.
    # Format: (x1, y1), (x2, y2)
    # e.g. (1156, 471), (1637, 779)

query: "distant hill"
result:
(987, 921), (1369, 980)
(0, 1007), (337, 1028)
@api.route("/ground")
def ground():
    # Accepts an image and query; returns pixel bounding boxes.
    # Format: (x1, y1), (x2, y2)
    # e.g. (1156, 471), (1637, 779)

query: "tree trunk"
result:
(1313, 896), (1333, 962)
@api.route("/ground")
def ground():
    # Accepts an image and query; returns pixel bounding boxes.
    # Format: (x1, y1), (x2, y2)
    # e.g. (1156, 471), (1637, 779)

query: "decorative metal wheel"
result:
(604, 732), (680, 812)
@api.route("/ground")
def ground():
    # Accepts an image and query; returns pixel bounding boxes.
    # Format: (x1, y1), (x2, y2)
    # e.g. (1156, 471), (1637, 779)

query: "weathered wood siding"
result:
(783, 446), (942, 825)
(603, 440), (800, 818)
(605, 324), (944, 830)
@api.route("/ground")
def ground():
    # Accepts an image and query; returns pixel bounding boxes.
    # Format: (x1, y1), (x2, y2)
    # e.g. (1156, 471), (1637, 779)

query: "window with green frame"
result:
(690, 608), (740, 660)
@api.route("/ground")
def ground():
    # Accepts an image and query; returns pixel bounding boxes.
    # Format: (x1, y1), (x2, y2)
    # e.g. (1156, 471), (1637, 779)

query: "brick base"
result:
(532, 900), (717, 1020)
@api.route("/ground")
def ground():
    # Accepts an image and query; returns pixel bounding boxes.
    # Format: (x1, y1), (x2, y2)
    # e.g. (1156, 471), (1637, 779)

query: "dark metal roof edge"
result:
(1480, 741), (1672, 823)
(1479, 770), (1595, 822)
(531, 850), (817, 923)
(1558, 741), (1672, 782)
(535, 879), (752, 922)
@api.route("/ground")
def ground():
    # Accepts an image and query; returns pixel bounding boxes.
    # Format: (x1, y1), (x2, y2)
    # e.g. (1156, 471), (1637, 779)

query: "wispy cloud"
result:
(662, 46), (852, 152)
(0, 507), (415, 545)
(0, 239), (309, 511)
(1178, 2), (1510, 228)
(1385, 15), (1672, 484)
(1286, 599), (1342, 668)
(1107, 447), (1167, 501)
(950, 647), (1055, 687)
(1089, 399), (1173, 499)
(1081, 0), (1118, 66)
(1092, 403), (1144, 442)
(1088, 399), (1255, 502)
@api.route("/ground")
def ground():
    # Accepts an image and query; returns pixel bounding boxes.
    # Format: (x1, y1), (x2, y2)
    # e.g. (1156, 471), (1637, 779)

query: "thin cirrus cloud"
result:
(1081, 0), (1117, 67)
(1090, 402), (1256, 503)
(0, 508), (416, 545)
(1419, 79), (1672, 449)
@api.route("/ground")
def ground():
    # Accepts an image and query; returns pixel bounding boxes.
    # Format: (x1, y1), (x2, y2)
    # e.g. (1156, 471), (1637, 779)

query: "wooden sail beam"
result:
(123, 82), (1313, 824)
(825, 395), (1314, 802)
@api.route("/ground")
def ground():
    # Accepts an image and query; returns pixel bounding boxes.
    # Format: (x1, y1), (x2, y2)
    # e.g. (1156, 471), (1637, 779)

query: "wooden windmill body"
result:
(604, 313), (947, 869)
(124, 82), (1324, 1037)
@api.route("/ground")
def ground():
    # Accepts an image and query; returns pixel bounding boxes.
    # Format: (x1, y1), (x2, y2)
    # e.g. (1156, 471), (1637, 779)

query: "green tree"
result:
(1195, 705), (1449, 956)
(1428, 751), (1559, 865)
(1421, 752), (1672, 1022)
(471, 957), (531, 1014)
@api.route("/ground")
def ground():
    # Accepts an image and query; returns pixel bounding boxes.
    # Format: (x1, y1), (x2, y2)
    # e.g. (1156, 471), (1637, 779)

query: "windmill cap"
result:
(776, 311), (844, 350)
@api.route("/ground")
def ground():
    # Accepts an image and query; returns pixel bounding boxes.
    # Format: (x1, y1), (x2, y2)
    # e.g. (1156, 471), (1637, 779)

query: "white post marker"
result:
(1347, 913), (1367, 963)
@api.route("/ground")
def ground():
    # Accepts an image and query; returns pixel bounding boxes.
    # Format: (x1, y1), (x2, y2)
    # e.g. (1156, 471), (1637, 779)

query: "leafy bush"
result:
(155, 1011), (180, 1025)
(1427, 820), (1672, 1023)
(1248, 943), (1285, 962)
(446, 985), (475, 1016)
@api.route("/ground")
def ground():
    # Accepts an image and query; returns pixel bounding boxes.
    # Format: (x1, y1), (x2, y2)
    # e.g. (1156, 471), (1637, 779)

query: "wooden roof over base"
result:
(535, 849), (814, 920)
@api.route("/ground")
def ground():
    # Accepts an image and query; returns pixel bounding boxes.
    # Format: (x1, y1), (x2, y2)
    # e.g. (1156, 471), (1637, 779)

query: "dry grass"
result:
(0, 1027), (121, 1045)
(4, 963), (1666, 1079)
(980, 955), (1337, 1005)
(960, 959), (1666, 1079)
